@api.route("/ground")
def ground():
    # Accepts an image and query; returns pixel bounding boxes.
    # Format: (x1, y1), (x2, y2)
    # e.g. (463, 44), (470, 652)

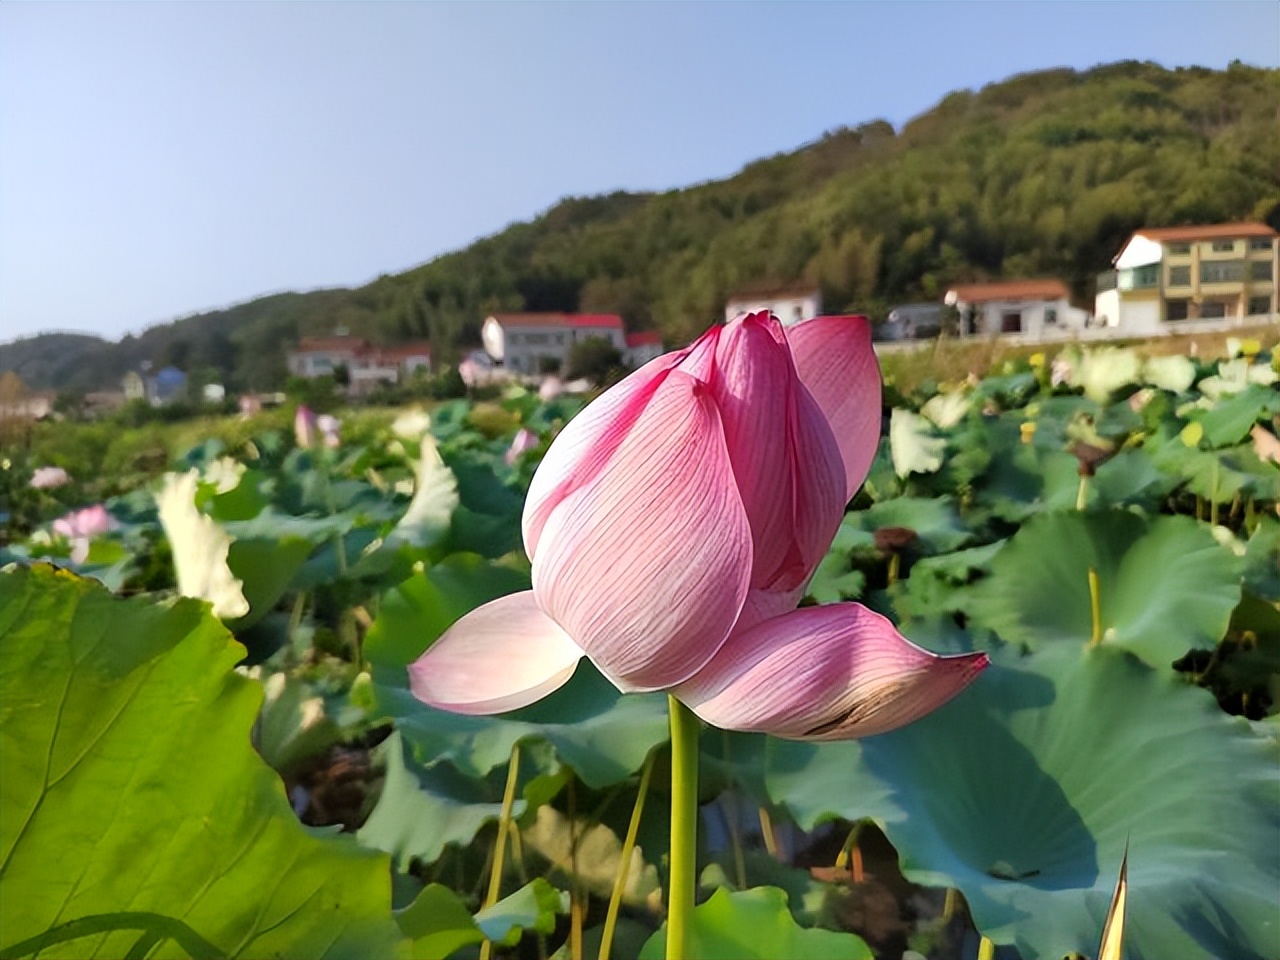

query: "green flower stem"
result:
(600, 752), (655, 960)
(667, 694), (701, 960)
(318, 449), (348, 575)
(1088, 567), (1103, 648)
(1075, 474), (1090, 512)
(479, 743), (521, 960)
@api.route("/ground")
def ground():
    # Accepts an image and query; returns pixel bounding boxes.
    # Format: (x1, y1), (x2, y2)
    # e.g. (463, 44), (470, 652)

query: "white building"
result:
(480, 313), (627, 376)
(1094, 222), (1278, 335)
(287, 335), (433, 396)
(944, 280), (1090, 338)
(624, 331), (664, 367)
(724, 285), (823, 327)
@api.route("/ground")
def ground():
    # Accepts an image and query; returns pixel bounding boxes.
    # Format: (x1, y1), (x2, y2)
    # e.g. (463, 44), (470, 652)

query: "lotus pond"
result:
(1, 339), (1277, 960)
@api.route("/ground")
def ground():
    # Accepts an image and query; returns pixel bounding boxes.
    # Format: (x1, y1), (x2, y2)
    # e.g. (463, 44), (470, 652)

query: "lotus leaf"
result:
(766, 645), (1280, 960)
(0, 565), (400, 960)
(965, 511), (1241, 666)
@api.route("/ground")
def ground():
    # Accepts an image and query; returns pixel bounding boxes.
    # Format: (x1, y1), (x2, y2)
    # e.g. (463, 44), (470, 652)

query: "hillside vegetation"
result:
(3, 60), (1277, 394)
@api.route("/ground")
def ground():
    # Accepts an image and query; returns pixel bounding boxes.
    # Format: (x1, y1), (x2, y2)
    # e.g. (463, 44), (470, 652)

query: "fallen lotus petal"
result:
(30, 466), (70, 490)
(412, 311), (984, 738)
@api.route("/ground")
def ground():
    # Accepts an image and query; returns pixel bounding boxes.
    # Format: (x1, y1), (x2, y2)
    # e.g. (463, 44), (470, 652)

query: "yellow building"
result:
(1095, 222), (1277, 334)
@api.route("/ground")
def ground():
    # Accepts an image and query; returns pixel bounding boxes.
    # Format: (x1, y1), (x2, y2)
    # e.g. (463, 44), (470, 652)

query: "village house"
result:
(287, 335), (433, 396)
(1094, 222), (1278, 334)
(480, 314), (627, 376)
(944, 280), (1091, 338)
(121, 366), (188, 406)
(724, 285), (823, 327)
(624, 331), (664, 367)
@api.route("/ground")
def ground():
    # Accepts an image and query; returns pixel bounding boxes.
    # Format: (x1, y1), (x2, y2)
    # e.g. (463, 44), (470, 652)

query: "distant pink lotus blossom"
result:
(505, 428), (540, 466)
(52, 504), (116, 564)
(294, 405), (317, 448)
(30, 466), (70, 490)
(411, 312), (986, 739)
(538, 377), (564, 402)
(317, 414), (341, 448)
(458, 358), (478, 388)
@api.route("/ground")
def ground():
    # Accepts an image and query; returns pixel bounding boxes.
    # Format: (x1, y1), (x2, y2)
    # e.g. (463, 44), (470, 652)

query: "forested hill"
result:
(5, 60), (1278, 394)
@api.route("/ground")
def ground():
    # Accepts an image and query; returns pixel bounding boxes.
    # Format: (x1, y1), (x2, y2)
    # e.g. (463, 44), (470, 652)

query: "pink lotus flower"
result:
(410, 312), (987, 739)
(317, 413), (341, 448)
(294, 405), (317, 448)
(505, 428), (540, 466)
(538, 376), (564, 402)
(30, 466), (70, 490)
(52, 504), (117, 564)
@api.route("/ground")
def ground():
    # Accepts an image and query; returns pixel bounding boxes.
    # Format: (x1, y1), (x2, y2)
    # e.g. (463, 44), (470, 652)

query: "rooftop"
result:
(1133, 221), (1277, 243)
(946, 279), (1071, 303)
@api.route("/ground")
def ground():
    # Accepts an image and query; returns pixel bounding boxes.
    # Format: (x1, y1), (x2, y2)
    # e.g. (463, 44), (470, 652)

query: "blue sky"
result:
(2, 1), (1277, 343)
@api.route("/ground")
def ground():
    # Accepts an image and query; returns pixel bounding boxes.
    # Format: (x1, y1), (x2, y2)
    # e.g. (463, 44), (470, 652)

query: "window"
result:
(1120, 264), (1159, 289)
(1250, 260), (1273, 281)
(1200, 260), (1245, 284)
(1168, 265), (1191, 286)
(1248, 296), (1272, 316)
(1200, 301), (1228, 319)
(508, 332), (521, 345)
(1001, 311), (1022, 333)
(1166, 242), (1191, 255)
(1044, 308), (1058, 325)
(1211, 240), (1236, 253)
(1249, 238), (1273, 251)
(555, 334), (564, 345)
(1165, 300), (1190, 321)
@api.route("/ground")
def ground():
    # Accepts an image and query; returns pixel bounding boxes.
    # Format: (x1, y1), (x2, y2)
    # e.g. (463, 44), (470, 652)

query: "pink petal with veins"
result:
(676, 603), (988, 740)
(409, 591), (584, 715)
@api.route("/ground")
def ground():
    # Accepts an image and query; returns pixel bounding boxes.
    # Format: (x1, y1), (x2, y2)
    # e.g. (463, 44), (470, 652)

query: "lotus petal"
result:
(677, 604), (988, 740)
(711, 313), (845, 623)
(409, 591), (584, 714)
(533, 366), (753, 692)
(786, 316), (882, 499)
(522, 349), (688, 560)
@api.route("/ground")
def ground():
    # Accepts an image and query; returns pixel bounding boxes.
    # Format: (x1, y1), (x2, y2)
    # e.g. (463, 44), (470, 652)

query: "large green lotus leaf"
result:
(1090, 447), (1177, 512)
(639, 887), (873, 960)
(375, 664), (670, 791)
(0, 564), (400, 960)
(1191, 384), (1280, 449)
(1150, 437), (1280, 504)
(357, 730), (512, 868)
(224, 536), (314, 630)
(395, 879), (565, 958)
(965, 512), (1241, 666)
(968, 421), (1081, 521)
(1244, 516), (1280, 601)
(806, 517), (875, 604)
(766, 645), (1280, 960)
